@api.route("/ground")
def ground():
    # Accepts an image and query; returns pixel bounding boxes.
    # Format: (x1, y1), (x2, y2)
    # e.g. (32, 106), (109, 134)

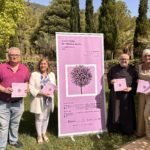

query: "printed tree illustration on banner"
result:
(71, 65), (92, 94)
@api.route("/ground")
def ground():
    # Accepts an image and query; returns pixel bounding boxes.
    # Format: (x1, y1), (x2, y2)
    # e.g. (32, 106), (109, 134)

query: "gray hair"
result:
(142, 49), (150, 56)
(8, 47), (21, 54)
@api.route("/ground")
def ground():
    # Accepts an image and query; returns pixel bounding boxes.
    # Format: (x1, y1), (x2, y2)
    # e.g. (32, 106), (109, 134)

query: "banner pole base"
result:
(70, 136), (75, 142)
(97, 134), (101, 139)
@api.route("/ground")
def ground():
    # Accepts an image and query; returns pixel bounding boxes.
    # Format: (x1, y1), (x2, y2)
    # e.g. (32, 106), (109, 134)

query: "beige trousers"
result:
(137, 93), (150, 137)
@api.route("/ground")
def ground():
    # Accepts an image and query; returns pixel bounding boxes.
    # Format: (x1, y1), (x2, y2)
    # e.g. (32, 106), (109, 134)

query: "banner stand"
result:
(70, 136), (75, 142)
(97, 134), (101, 139)
(56, 32), (106, 137)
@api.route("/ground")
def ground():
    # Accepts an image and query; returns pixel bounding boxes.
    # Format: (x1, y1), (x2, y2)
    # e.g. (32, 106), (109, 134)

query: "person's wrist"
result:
(0, 87), (6, 93)
(39, 91), (43, 96)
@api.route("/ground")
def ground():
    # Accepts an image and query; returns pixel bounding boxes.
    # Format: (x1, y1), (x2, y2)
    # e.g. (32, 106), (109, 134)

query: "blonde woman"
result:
(137, 49), (150, 138)
(29, 58), (56, 144)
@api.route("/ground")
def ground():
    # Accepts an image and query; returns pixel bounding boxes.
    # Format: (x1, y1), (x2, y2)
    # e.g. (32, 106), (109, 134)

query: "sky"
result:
(29, 0), (150, 17)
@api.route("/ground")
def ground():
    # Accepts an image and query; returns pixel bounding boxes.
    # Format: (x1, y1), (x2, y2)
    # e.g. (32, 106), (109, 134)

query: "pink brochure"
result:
(114, 78), (127, 92)
(137, 79), (150, 94)
(41, 82), (56, 96)
(11, 83), (27, 98)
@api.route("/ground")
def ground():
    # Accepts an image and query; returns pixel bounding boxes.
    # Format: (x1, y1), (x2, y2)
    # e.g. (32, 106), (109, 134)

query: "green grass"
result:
(6, 91), (138, 150)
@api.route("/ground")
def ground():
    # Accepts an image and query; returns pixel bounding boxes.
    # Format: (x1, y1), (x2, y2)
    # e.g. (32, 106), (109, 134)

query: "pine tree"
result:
(70, 0), (80, 32)
(85, 0), (95, 33)
(39, 0), (71, 35)
(99, 0), (118, 59)
(30, 0), (70, 59)
(133, 0), (148, 55)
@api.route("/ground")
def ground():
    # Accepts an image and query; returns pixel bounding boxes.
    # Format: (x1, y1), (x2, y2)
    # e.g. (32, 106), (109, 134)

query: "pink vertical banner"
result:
(56, 33), (106, 137)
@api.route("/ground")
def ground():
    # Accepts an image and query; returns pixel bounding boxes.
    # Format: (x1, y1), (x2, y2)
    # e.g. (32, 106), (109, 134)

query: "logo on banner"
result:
(65, 64), (98, 97)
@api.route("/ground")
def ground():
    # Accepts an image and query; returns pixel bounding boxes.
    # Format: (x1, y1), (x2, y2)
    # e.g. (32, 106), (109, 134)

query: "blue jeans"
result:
(0, 100), (24, 150)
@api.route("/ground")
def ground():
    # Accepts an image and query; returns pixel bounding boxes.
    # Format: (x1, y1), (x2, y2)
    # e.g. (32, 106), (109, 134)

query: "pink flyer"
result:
(41, 82), (56, 96)
(114, 78), (127, 92)
(56, 33), (106, 137)
(11, 83), (27, 98)
(137, 79), (150, 94)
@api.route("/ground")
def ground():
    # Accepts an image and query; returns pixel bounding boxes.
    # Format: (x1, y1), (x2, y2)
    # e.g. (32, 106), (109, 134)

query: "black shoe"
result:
(10, 141), (23, 148)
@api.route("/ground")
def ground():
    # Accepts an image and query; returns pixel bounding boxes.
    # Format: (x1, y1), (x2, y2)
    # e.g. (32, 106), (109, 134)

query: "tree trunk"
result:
(130, 49), (134, 59)
(111, 51), (114, 60)
(81, 86), (83, 94)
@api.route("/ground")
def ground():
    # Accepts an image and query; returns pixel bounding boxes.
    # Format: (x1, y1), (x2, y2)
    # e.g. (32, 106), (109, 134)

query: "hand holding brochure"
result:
(114, 78), (127, 92)
(137, 79), (150, 94)
(41, 82), (56, 96)
(11, 83), (27, 98)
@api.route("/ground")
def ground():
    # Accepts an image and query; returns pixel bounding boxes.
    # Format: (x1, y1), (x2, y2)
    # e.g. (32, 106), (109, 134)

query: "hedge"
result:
(0, 59), (141, 74)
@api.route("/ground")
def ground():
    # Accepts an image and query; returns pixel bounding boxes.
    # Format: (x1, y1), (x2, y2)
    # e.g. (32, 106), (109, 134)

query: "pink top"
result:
(0, 62), (30, 102)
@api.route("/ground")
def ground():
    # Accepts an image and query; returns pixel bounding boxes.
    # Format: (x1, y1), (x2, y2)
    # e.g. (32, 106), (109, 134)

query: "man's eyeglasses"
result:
(144, 55), (150, 57)
(120, 59), (129, 61)
(8, 54), (20, 57)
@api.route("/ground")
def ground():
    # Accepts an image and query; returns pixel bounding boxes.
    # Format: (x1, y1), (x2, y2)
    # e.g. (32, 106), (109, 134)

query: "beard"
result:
(120, 63), (128, 68)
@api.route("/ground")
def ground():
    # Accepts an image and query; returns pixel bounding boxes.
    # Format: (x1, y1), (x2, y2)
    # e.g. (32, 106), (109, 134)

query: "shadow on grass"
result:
(19, 111), (35, 136)
(19, 106), (58, 137)
(47, 106), (58, 136)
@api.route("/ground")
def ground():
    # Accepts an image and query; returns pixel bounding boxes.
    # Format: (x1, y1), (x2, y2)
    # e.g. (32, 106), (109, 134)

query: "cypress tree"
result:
(85, 0), (95, 32)
(133, 0), (148, 55)
(99, 0), (118, 59)
(70, 0), (80, 32)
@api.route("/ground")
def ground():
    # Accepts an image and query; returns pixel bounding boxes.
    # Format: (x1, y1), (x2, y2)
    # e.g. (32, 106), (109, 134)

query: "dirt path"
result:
(118, 137), (150, 150)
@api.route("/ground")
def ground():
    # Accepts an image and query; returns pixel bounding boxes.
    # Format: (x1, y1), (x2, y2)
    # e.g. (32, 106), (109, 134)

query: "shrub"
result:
(0, 49), (7, 59)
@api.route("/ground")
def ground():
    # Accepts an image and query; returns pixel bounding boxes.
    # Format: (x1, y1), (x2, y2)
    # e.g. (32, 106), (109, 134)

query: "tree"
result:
(133, 0), (148, 56)
(70, 0), (80, 32)
(85, 0), (95, 32)
(0, 0), (25, 49)
(80, 10), (86, 32)
(30, 0), (71, 59)
(0, 49), (7, 59)
(17, 3), (47, 55)
(93, 11), (99, 33)
(71, 65), (92, 94)
(115, 1), (136, 59)
(99, 0), (118, 59)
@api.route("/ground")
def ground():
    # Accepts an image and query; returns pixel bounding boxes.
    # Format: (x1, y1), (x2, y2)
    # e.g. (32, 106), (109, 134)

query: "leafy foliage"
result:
(116, 1), (136, 48)
(0, 49), (7, 59)
(80, 10), (86, 32)
(0, 0), (25, 48)
(134, 0), (149, 56)
(30, 0), (70, 59)
(70, 0), (80, 32)
(85, 0), (95, 33)
(99, 0), (118, 59)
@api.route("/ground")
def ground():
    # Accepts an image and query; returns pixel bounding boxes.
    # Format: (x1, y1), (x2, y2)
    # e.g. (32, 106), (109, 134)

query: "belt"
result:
(0, 98), (22, 103)
(9, 99), (22, 103)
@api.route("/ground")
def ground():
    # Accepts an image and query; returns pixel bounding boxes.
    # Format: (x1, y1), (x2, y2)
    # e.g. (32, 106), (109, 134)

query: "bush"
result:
(105, 59), (140, 74)
(0, 49), (7, 59)
(23, 61), (56, 73)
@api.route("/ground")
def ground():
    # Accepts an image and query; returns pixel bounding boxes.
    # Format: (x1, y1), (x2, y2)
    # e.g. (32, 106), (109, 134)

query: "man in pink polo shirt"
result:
(0, 47), (30, 150)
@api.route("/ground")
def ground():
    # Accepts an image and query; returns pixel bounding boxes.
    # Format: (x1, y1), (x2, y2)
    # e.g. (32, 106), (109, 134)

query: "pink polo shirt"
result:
(0, 62), (30, 102)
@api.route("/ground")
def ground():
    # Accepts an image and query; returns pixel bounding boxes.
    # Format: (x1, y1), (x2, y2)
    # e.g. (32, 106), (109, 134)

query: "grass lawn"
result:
(7, 87), (138, 150)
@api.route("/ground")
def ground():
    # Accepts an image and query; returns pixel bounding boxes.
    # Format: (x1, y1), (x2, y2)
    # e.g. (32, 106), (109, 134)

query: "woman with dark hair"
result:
(29, 58), (56, 144)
